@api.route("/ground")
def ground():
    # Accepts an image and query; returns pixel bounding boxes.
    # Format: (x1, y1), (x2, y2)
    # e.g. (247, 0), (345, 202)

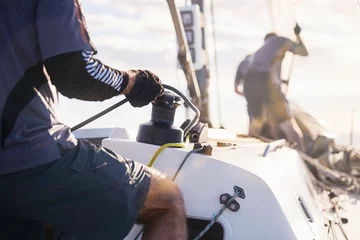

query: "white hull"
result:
(74, 127), (360, 239)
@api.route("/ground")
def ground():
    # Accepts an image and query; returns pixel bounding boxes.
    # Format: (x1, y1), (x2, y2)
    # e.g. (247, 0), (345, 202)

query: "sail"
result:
(266, 0), (297, 81)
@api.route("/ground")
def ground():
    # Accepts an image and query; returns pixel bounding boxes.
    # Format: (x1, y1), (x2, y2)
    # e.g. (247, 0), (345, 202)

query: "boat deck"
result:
(74, 127), (360, 239)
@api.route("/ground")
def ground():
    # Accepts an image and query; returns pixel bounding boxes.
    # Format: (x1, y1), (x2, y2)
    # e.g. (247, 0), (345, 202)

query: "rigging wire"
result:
(267, 0), (275, 31)
(193, 187), (243, 240)
(333, 198), (350, 240)
(210, 0), (224, 128)
(350, 108), (356, 145)
(172, 148), (202, 180)
(285, 0), (298, 95)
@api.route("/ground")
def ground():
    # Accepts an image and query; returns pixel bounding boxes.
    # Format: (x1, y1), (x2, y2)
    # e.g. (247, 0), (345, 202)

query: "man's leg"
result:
(136, 168), (187, 239)
(243, 75), (266, 137)
(248, 117), (265, 137)
(0, 139), (187, 240)
(267, 83), (305, 151)
(279, 118), (305, 151)
(0, 215), (45, 240)
(55, 141), (187, 239)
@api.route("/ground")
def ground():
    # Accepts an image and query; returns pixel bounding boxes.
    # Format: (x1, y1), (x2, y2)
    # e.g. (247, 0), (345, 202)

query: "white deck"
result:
(75, 127), (360, 239)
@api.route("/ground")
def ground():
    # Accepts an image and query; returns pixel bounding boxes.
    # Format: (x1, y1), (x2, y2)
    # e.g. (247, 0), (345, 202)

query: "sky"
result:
(58, 0), (360, 147)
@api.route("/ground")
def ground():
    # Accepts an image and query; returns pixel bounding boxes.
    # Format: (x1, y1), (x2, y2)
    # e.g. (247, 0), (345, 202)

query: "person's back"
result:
(0, 1), (187, 239)
(250, 32), (308, 83)
(237, 26), (309, 151)
(0, 0), (79, 174)
(251, 35), (291, 80)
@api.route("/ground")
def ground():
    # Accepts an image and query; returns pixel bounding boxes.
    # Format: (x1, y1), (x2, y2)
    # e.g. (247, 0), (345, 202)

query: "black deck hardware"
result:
(193, 143), (213, 156)
(219, 186), (246, 212)
(234, 186), (246, 199)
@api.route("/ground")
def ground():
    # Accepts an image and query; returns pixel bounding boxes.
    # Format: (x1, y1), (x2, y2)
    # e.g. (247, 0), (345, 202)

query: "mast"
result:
(166, 0), (202, 110)
(190, 0), (212, 127)
(167, 0), (214, 127)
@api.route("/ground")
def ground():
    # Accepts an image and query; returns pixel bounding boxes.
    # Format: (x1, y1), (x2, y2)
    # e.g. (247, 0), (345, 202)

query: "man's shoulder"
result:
(266, 36), (294, 51)
(238, 56), (251, 69)
(269, 35), (291, 43)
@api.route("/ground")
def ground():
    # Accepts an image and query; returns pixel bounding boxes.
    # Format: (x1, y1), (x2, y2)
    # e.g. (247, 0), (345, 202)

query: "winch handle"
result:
(163, 84), (200, 136)
(70, 84), (200, 135)
(71, 98), (129, 132)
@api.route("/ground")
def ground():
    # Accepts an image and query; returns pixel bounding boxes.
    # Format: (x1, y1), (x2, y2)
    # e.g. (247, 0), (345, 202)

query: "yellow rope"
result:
(147, 135), (190, 167)
(147, 143), (186, 167)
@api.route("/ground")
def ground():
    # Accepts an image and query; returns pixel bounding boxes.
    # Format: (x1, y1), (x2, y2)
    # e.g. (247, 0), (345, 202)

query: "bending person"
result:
(235, 23), (309, 150)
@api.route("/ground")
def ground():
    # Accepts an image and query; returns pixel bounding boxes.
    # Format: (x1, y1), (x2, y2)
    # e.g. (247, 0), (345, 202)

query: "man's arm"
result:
(288, 23), (309, 56)
(290, 35), (309, 56)
(37, 0), (162, 107)
(234, 62), (245, 96)
(44, 50), (132, 101)
(44, 51), (162, 106)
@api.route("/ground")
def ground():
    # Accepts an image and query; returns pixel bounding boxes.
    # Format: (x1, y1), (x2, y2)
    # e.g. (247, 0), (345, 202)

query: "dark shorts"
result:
(243, 71), (291, 123)
(0, 139), (151, 240)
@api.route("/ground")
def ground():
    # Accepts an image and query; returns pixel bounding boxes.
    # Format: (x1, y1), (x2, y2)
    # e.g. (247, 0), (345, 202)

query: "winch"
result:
(136, 91), (184, 145)
(70, 84), (204, 145)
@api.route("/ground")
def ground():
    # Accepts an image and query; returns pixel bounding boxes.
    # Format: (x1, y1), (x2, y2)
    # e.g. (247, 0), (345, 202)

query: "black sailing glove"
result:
(125, 70), (164, 107)
(294, 23), (301, 35)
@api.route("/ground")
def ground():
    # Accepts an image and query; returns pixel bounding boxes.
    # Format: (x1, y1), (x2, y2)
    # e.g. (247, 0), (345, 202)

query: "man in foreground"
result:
(234, 24), (309, 150)
(0, 0), (187, 239)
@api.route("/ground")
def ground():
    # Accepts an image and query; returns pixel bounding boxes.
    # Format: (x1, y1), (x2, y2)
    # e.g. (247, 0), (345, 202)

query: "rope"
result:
(147, 143), (186, 167)
(296, 150), (360, 193)
(248, 132), (360, 193)
(243, 133), (360, 194)
(133, 228), (143, 240)
(333, 198), (349, 240)
(284, 55), (295, 95)
(193, 188), (242, 240)
(134, 142), (186, 240)
(150, 146), (243, 240)
(172, 148), (202, 180)
(210, 0), (223, 128)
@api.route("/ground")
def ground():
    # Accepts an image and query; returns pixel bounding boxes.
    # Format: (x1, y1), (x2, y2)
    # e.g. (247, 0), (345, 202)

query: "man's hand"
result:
(234, 85), (244, 96)
(124, 70), (164, 107)
(235, 89), (244, 96)
(294, 23), (301, 35)
(281, 79), (289, 85)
